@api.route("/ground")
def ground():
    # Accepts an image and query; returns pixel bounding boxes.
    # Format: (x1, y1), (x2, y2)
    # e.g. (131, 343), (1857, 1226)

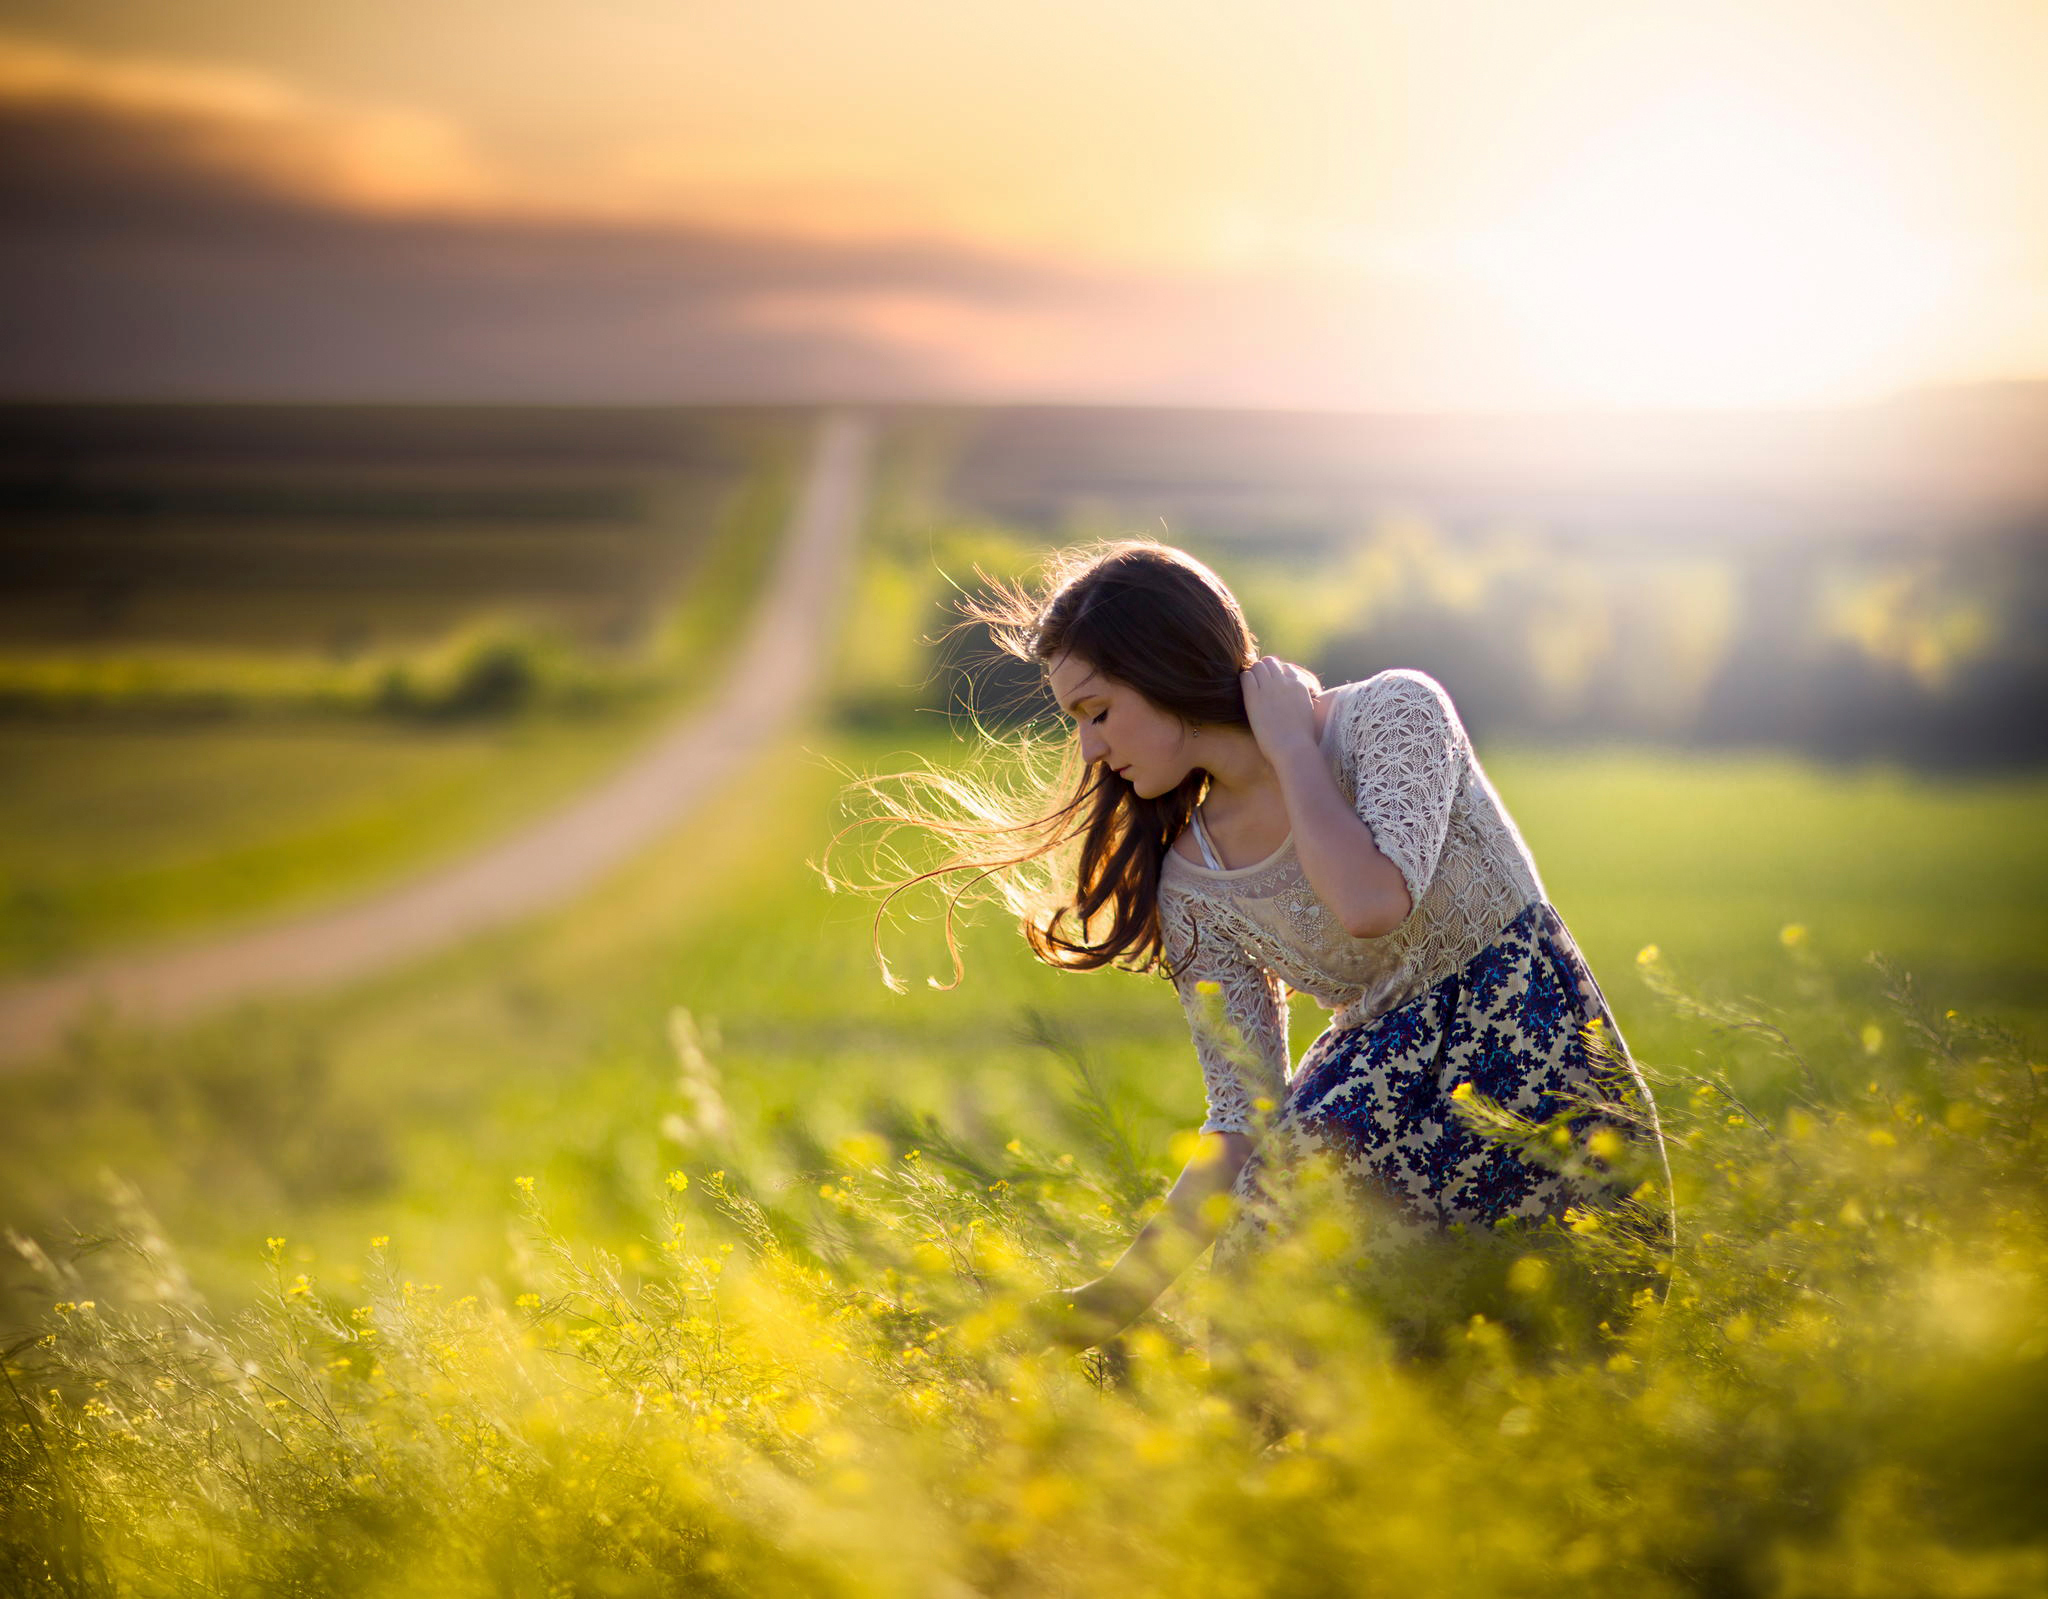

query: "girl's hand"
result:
(1240, 656), (1323, 761)
(1018, 1280), (1137, 1353)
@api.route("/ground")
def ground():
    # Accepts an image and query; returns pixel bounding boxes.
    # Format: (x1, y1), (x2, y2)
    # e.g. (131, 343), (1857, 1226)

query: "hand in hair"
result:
(1240, 655), (1324, 761)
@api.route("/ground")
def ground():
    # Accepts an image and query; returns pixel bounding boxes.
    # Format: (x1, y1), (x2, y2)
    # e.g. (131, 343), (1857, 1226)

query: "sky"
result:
(1, 0), (2043, 411)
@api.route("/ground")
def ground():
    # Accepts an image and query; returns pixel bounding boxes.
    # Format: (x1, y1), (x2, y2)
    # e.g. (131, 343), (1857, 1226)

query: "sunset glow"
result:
(0, 0), (2041, 409)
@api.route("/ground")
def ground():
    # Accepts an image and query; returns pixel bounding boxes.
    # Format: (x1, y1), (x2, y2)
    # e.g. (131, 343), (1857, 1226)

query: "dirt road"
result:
(0, 407), (874, 1068)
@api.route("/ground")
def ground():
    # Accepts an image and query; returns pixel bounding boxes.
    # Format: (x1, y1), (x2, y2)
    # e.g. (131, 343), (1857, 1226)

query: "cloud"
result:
(0, 33), (498, 218)
(0, 32), (1183, 402)
(0, 31), (1708, 412)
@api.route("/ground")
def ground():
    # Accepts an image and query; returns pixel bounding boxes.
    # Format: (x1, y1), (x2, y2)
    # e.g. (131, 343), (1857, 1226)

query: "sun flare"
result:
(1461, 86), (1970, 408)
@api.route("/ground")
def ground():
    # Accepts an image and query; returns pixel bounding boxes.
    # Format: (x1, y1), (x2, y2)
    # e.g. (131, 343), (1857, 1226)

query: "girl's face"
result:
(1045, 650), (1197, 799)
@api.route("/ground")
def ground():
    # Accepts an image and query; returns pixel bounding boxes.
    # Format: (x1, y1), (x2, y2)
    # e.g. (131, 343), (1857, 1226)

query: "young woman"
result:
(835, 537), (1673, 1355)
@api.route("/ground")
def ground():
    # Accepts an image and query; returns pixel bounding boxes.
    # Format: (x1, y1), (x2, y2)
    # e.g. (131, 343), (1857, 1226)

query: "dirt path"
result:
(0, 408), (875, 1068)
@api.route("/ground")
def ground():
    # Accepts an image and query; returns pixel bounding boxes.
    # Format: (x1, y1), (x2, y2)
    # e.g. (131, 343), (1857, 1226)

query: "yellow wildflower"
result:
(666, 1170), (690, 1193)
(514, 1176), (535, 1194)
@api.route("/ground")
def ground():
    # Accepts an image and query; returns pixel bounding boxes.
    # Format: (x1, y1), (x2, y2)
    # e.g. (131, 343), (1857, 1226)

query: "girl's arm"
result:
(1039, 1130), (1254, 1346)
(1269, 736), (1413, 938)
(1241, 659), (1412, 939)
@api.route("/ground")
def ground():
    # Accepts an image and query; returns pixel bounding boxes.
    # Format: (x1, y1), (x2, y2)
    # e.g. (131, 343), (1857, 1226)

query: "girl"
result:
(835, 537), (1673, 1357)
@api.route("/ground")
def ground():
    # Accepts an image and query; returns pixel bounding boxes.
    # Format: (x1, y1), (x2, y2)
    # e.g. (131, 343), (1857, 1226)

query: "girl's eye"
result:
(1091, 710), (1108, 724)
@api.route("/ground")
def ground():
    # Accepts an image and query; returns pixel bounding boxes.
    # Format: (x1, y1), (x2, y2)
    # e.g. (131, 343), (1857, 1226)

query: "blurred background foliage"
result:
(834, 399), (2048, 772)
(0, 404), (807, 721)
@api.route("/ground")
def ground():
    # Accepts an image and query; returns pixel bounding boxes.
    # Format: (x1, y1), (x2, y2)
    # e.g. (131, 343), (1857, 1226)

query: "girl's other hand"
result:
(1018, 1281), (1134, 1353)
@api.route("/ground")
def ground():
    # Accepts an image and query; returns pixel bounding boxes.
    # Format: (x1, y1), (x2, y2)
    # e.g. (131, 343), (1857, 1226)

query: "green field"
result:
(5, 710), (2045, 1595)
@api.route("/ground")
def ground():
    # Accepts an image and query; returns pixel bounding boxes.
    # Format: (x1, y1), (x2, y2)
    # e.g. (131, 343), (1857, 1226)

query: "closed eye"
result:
(1091, 710), (1108, 724)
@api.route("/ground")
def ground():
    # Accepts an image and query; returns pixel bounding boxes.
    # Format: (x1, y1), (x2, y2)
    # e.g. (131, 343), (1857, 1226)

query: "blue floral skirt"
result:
(1214, 900), (1674, 1271)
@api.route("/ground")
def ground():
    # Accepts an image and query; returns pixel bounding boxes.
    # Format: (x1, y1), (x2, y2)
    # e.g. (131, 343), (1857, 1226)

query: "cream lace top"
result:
(1157, 669), (1548, 1135)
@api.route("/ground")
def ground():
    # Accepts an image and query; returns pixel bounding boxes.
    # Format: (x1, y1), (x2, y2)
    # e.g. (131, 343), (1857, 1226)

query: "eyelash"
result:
(1091, 710), (1107, 724)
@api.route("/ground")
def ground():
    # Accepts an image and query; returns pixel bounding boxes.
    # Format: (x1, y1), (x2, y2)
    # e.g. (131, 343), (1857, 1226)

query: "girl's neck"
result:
(1197, 690), (1333, 814)
(1195, 728), (1278, 813)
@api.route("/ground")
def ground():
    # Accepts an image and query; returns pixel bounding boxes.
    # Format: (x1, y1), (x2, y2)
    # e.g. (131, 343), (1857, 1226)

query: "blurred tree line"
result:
(834, 437), (2048, 773)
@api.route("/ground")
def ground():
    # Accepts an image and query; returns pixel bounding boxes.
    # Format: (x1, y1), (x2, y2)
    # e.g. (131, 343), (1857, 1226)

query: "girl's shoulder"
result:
(1324, 668), (1463, 738)
(1339, 666), (1454, 705)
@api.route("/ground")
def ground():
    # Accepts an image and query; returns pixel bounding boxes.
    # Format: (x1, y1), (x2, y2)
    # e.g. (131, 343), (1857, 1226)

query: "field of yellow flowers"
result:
(4, 731), (2045, 1596)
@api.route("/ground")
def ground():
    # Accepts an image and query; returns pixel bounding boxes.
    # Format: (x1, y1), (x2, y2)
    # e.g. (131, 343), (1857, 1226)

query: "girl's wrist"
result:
(1076, 1274), (1151, 1329)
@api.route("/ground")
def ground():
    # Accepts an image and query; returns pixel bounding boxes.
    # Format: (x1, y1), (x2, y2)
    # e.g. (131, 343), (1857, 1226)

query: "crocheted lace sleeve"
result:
(1346, 669), (1466, 914)
(1159, 887), (1290, 1136)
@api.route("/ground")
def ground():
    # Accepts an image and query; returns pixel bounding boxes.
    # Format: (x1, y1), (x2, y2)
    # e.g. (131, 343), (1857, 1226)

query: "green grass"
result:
(1492, 744), (2048, 1037)
(0, 710), (670, 973)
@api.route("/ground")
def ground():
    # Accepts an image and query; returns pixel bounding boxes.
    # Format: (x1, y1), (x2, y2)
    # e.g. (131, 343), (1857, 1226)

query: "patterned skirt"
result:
(1214, 899), (1674, 1273)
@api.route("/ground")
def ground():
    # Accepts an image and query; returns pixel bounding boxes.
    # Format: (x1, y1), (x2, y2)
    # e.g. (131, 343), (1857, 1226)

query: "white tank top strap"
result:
(1189, 803), (1227, 870)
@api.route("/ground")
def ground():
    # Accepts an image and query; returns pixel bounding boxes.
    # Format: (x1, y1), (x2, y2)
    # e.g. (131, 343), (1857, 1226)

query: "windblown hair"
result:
(820, 536), (1261, 993)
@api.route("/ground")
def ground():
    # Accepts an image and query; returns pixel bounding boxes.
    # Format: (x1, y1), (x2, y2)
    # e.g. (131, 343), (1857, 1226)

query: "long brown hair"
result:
(819, 536), (1261, 993)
